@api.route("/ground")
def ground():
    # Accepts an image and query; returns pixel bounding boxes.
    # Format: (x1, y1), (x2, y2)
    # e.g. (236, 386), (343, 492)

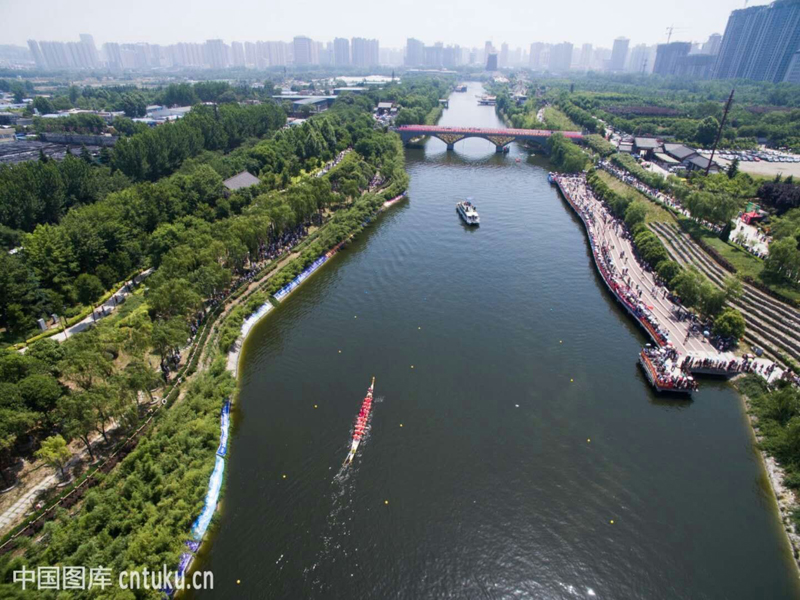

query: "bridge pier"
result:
(447, 144), (455, 151)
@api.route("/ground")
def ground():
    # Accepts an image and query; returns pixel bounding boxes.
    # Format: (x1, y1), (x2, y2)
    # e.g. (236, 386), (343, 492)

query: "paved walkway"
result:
(555, 174), (785, 385)
(0, 449), (88, 535)
(52, 269), (153, 342)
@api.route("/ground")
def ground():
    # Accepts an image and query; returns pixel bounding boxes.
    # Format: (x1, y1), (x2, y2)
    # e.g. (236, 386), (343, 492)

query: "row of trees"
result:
(587, 169), (746, 339)
(381, 78), (453, 126)
(1, 98), (401, 341)
(0, 98), (409, 587)
(548, 133), (588, 173)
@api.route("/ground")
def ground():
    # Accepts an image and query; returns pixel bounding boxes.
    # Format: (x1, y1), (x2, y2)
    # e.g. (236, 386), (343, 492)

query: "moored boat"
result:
(638, 348), (696, 394)
(343, 377), (376, 466)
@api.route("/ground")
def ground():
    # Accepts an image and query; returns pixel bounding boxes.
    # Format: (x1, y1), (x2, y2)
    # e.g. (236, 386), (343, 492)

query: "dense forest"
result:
(0, 82), (409, 594)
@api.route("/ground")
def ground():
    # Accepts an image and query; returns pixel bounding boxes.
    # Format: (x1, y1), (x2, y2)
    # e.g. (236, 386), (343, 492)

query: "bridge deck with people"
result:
(394, 125), (583, 152)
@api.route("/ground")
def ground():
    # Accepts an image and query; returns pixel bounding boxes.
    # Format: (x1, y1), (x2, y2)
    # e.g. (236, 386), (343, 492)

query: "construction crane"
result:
(706, 89), (735, 176)
(665, 25), (687, 44)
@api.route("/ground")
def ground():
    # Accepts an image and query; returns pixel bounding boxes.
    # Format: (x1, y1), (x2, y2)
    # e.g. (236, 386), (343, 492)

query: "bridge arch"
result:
(394, 125), (582, 154)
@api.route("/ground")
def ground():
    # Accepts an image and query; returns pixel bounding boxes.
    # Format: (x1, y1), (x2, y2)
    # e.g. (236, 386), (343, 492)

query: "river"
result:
(197, 83), (800, 599)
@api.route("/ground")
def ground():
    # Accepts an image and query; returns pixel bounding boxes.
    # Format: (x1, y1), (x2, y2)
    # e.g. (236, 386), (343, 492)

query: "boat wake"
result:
(303, 381), (381, 594)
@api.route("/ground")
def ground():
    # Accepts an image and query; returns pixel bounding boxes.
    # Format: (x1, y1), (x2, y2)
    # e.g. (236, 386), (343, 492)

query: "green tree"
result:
(727, 158), (740, 179)
(151, 318), (189, 362)
(713, 307), (746, 339)
(695, 116), (720, 147)
(32, 97), (55, 115)
(672, 268), (705, 308)
(57, 393), (97, 462)
(765, 237), (800, 283)
(147, 279), (201, 320)
(74, 273), (105, 306)
(699, 281), (727, 317)
(624, 201), (648, 228)
(657, 260), (682, 284)
(35, 434), (72, 480)
(17, 374), (62, 415)
(764, 387), (800, 426)
(0, 408), (38, 486)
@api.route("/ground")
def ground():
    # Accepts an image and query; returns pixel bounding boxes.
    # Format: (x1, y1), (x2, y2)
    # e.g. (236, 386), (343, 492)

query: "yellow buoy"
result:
(610, 520), (614, 524)
(411, 365), (414, 369)
(560, 340), (563, 344)
(338, 350), (342, 353)
(400, 423), (404, 427)
(571, 378), (574, 382)
(237, 580), (241, 585)
(282, 474), (287, 479)
(384, 500), (389, 505)
(587, 438), (591, 443)
(314, 404), (318, 409)
(418, 326), (421, 330)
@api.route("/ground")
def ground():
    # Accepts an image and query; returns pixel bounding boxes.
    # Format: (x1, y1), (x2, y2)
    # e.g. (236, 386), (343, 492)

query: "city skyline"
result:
(0, 0), (772, 49)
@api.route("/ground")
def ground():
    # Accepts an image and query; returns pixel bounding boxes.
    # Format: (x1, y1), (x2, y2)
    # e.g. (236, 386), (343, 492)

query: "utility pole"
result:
(706, 88), (735, 176)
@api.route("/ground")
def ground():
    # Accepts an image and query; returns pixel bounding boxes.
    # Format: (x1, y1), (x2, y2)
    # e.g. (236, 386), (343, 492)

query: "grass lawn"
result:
(596, 170), (675, 224)
(543, 106), (579, 131)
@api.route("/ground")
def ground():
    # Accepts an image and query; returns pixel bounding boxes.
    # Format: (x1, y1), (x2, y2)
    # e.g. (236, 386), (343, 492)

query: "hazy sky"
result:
(0, 0), (771, 49)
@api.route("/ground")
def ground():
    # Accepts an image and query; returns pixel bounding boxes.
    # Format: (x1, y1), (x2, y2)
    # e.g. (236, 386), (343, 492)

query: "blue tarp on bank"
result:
(274, 255), (328, 302)
(189, 399), (231, 541)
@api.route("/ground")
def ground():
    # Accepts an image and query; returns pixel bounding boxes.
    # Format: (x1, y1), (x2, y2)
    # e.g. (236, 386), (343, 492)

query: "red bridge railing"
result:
(394, 125), (583, 139)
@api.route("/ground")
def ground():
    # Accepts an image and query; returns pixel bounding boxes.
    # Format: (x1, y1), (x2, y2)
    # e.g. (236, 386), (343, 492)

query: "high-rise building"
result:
(714, 0), (800, 82)
(653, 42), (691, 76)
(610, 37), (629, 71)
(230, 41), (245, 67)
(529, 42), (546, 69)
(486, 52), (498, 71)
(351, 38), (378, 66)
(626, 44), (652, 73)
(405, 38), (424, 66)
(204, 39), (228, 69)
(244, 42), (258, 68)
(334, 38), (350, 66)
(293, 36), (313, 66)
(578, 43), (593, 69)
(267, 41), (288, 67)
(675, 54), (716, 79)
(500, 42), (509, 68)
(79, 34), (100, 68)
(549, 42), (573, 72)
(27, 40), (46, 69)
(442, 45), (460, 68)
(784, 50), (800, 83)
(702, 33), (722, 55)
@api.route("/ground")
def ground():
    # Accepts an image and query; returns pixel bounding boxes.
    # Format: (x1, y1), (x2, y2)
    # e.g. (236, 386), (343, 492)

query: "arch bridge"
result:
(394, 125), (583, 153)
